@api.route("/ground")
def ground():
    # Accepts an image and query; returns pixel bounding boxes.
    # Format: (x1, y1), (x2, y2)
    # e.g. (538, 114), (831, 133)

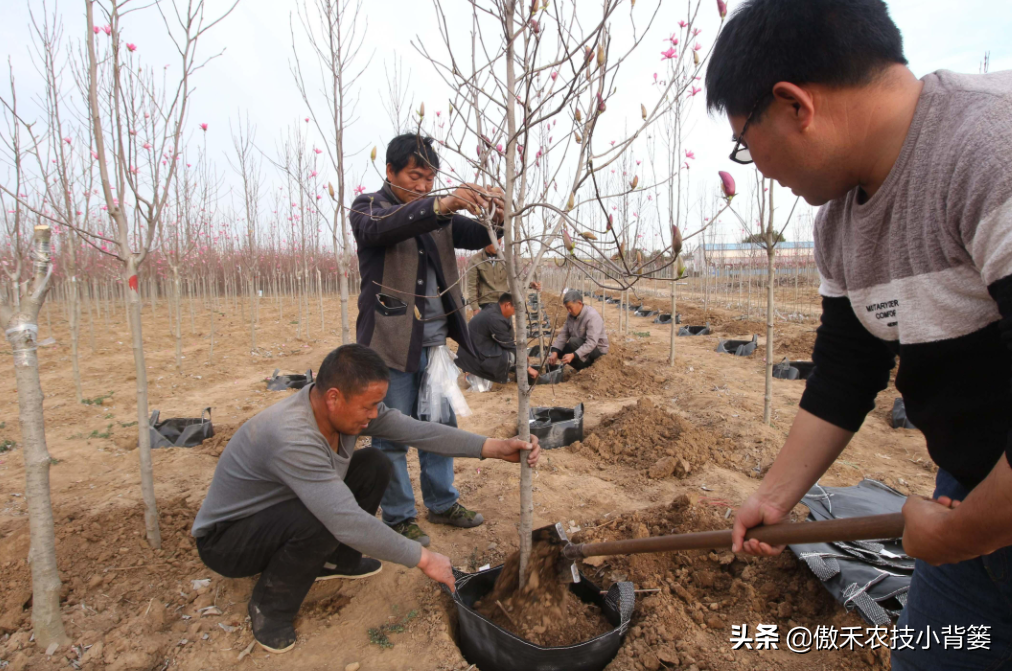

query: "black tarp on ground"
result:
(789, 479), (912, 625)
(267, 368), (314, 391)
(715, 334), (758, 356)
(529, 403), (583, 448)
(772, 359), (816, 380)
(678, 324), (710, 336)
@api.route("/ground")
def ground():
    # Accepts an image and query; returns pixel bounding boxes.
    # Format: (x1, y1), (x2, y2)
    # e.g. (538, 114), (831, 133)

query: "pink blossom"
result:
(63, 137), (72, 145)
(354, 185), (366, 196)
(310, 170), (318, 177)
(496, 144), (503, 153)
(693, 28), (702, 36)
(717, 0), (727, 18)
(667, 34), (679, 46)
(317, 195), (322, 200)
(678, 20), (688, 27)
(305, 117), (310, 122)
(551, 71), (558, 81)
(143, 142), (151, 150)
(102, 25), (112, 35)
(314, 148), (322, 154)
(93, 26), (100, 34)
(436, 111), (441, 117)
(636, 160), (641, 165)
(129, 165), (139, 175)
(661, 47), (677, 60)
(200, 123), (208, 131)
(693, 42), (702, 51)
(186, 163), (191, 167)
(685, 150), (695, 159)
(690, 86), (702, 96)
(126, 43), (137, 52)
(653, 72), (658, 82)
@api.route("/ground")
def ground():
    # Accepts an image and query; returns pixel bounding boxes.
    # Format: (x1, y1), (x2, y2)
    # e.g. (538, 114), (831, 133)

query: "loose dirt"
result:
(0, 287), (934, 670)
(475, 541), (611, 648)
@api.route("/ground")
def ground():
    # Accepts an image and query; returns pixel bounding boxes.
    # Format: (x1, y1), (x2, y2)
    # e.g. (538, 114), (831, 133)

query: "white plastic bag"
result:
(465, 373), (493, 393)
(418, 346), (472, 421)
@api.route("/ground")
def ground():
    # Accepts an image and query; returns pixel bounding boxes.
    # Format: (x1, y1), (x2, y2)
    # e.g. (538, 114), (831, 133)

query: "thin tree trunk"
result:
(174, 270), (183, 374)
(249, 273), (257, 351)
(317, 268), (324, 333)
(763, 184), (776, 426)
(123, 261), (162, 548)
(4, 226), (69, 648)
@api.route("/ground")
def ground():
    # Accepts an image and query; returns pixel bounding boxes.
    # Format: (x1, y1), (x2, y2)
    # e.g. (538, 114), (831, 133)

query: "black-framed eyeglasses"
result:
(729, 94), (769, 165)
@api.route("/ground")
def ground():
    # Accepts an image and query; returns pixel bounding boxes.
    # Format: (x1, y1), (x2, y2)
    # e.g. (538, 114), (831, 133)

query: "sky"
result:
(2, 0), (1010, 248)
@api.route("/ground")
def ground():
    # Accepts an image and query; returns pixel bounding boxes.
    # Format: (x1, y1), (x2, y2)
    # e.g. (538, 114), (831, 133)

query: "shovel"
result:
(533, 513), (905, 583)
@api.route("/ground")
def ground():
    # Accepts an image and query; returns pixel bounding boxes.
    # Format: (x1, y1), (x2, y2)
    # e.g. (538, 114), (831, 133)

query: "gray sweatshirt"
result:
(191, 385), (485, 567)
(551, 303), (609, 360)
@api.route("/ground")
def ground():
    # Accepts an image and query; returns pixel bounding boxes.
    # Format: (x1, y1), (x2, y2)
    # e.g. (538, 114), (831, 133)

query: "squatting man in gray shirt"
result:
(191, 344), (540, 654)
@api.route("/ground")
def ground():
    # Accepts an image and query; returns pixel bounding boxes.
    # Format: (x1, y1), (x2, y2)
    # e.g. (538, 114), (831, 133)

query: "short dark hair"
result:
(386, 133), (441, 174)
(706, 0), (907, 120)
(498, 292), (513, 306)
(316, 344), (390, 398)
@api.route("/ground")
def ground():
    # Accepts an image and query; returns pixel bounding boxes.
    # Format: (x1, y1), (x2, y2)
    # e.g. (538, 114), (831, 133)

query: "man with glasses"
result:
(706, 1), (1012, 669)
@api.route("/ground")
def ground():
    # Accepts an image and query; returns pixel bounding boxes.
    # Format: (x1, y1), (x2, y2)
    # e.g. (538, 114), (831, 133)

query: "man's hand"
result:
(527, 366), (540, 380)
(529, 281), (542, 291)
(438, 183), (491, 216)
(487, 186), (506, 224)
(546, 351), (559, 366)
(901, 495), (972, 566)
(561, 353), (575, 365)
(417, 547), (455, 592)
(731, 493), (792, 556)
(481, 436), (541, 467)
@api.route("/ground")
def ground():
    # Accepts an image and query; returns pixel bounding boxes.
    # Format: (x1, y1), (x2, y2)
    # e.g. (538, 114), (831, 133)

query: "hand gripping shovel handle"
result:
(569, 513), (905, 559)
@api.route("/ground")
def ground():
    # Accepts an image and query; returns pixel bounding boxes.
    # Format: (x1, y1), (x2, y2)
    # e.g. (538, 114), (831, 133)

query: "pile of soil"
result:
(0, 498), (255, 671)
(577, 496), (889, 670)
(570, 341), (670, 397)
(567, 398), (730, 479)
(475, 541), (611, 648)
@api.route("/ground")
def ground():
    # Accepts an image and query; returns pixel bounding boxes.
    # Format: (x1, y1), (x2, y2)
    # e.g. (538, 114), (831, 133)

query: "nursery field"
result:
(0, 292), (934, 671)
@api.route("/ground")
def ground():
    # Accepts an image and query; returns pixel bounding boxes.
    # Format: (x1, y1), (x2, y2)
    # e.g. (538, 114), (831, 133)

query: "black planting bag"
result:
(529, 403), (583, 449)
(678, 324), (710, 336)
(772, 359), (816, 380)
(715, 334), (758, 356)
(267, 368), (314, 391)
(149, 408), (214, 449)
(446, 565), (635, 671)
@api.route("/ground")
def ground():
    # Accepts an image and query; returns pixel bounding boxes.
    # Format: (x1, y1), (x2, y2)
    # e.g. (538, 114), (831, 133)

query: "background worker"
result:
(456, 293), (540, 384)
(547, 289), (608, 371)
(706, 1), (1012, 669)
(465, 238), (541, 312)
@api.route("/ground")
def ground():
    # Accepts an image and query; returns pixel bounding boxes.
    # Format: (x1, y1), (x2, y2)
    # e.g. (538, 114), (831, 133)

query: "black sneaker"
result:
(427, 502), (485, 529)
(316, 557), (383, 582)
(390, 519), (431, 547)
(248, 601), (296, 654)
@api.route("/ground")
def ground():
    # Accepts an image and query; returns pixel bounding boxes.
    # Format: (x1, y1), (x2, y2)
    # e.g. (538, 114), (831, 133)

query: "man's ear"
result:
(385, 163), (396, 182)
(326, 386), (346, 411)
(771, 82), (815, 131)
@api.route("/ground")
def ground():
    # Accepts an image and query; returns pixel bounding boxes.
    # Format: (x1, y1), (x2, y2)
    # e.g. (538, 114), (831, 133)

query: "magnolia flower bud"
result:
(597, 45), (605, 67)
(563, 227), (575, 253)
(607, 214), (613, 232)
(693, 50), (700, 66)
(530, 19), (540, 34)
(597, 92), (606, 113)
(636, 250), (643, 268)
(717, 0), (727, 18)
(641, 103), (648, 121)
(575, 108), (583, 122)
(579, 231), (598, 241)
(719, 170), (736, 199)
(575, 131), (582, 144)
(630, 175), (639, 189)
(531, 0), (539, 15)
(328, 182), (336, 199)
(370, 146), (377, 162)
(672, 225), (683, 256)
(566, 193), (575, 211)
(418, 102), (425, 118)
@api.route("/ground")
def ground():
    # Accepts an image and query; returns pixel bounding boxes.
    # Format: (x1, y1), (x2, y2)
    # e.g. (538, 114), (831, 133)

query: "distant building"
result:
(684, 241), (814, 268)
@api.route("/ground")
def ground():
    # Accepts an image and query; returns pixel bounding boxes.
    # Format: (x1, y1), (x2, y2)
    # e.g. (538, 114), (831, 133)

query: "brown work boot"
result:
(427, 502), (485, 529)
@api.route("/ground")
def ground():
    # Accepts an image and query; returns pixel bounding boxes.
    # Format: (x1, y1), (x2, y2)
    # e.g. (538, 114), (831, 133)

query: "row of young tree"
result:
(0, 0), (807, 643)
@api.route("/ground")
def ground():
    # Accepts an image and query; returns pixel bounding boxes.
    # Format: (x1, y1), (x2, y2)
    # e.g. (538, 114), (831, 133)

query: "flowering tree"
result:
(416, 0), (728, 578)
(82, 0), (237, 548)
(292, 0), (367, 344)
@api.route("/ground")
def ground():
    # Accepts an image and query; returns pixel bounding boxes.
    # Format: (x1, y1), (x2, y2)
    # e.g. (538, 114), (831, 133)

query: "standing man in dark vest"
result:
(350, 133), (502, 546)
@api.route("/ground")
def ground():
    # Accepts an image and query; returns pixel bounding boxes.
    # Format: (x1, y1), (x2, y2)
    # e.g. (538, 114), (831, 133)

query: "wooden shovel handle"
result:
(574, 513), (905, 559)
